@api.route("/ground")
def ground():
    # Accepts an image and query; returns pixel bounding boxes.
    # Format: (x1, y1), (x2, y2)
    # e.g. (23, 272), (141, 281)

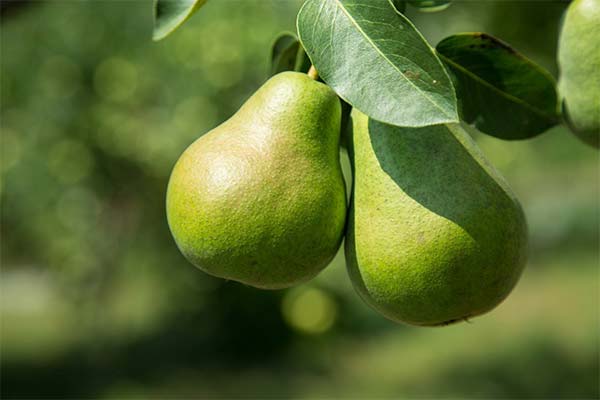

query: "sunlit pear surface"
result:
(166, 72), (346, 289)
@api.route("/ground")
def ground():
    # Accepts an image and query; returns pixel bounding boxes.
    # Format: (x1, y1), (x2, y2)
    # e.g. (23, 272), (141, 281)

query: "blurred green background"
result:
(1, 1), (598, 398)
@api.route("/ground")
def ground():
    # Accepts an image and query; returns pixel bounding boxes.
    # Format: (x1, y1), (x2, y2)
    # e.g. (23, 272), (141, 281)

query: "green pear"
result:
(558, 0), (600, 148)
(166, 72), (346, 289)
(345, 110), (528, 326)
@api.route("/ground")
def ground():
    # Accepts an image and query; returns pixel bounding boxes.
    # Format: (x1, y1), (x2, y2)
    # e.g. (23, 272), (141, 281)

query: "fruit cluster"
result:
(166, 71), (528, 326)
(165, 0), (598, 327)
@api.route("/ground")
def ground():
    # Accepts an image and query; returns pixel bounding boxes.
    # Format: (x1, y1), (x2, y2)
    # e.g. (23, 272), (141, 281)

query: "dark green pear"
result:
(558, 0), (600, 148)
(166, 72), (346, 289)
(345, 110), (528, 326)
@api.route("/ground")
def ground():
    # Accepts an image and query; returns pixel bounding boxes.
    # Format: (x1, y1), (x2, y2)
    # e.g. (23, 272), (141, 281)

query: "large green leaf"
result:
(153, 0), (208, 41)
(437, 33), (559, 140)
(270, 32), (311, 76)
(297, 0), (458, 127)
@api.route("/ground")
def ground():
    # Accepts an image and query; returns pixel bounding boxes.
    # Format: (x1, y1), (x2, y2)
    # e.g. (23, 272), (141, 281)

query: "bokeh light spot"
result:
(47, 139), (94, 184)
(282, 287), (337, 334)
(1, 128), (23, 172)
(55, 186), (101, 233)
(174, 27), (205, 70)
(94, 57), (138, 102)
(202, 61), (243, 90)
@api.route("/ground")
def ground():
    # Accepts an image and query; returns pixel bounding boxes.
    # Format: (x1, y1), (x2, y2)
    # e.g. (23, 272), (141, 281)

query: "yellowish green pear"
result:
(345, 110), (528, 326)
(166, 72), (346, 289)
(558, 0), (600, 148)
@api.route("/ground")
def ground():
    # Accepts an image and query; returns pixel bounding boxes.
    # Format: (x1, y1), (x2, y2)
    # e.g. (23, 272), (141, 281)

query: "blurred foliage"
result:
(0, 1), (598, 398)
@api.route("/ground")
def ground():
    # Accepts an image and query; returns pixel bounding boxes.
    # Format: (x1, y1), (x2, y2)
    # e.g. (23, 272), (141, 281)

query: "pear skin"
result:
(167, 72), (346, 289)
(558, 0), (600, 148)
(345, 110), (528, 326)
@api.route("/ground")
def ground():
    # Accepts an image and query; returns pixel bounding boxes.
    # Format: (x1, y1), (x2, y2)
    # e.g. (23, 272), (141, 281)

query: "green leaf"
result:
(297, 0), (458, 127)
(436, 33), (560, 140)
(407, 0), (452, 13)
(153, 0), (208, 41)
(270, 32), (311, 76)
(271, 33), (300, 75)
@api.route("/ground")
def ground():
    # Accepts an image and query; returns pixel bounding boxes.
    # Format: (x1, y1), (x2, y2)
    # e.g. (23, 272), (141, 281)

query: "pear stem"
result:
(308, 65), (319, 81)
